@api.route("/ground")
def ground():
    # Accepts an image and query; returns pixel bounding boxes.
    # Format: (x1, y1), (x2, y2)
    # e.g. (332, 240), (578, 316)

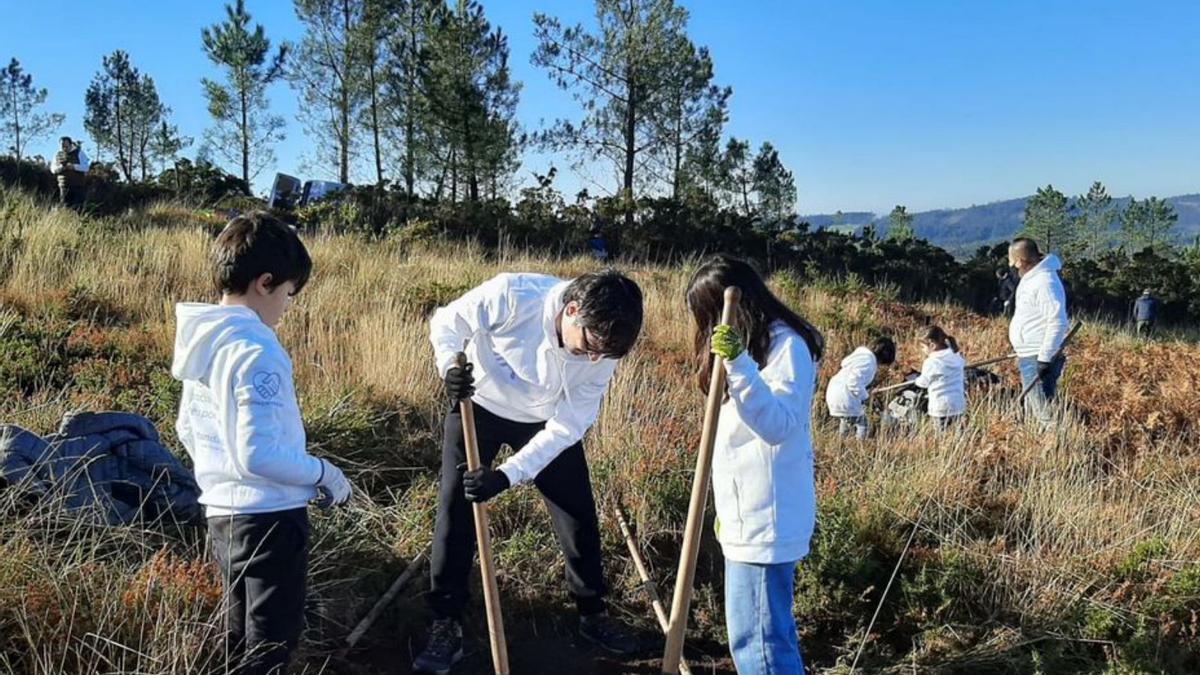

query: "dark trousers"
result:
(208, 508), (309, 675)
(428, 404), (607, 619)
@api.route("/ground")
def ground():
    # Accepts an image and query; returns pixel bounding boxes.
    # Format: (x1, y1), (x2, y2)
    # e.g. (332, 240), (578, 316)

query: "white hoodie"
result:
(429, 273), (618, 486)
(1009, 254), (1069, 362)
(914, 348), (966, 418)
(711, 322), (817, 564)
(172, 304), (322, 517)
(825, 346), (877, 418)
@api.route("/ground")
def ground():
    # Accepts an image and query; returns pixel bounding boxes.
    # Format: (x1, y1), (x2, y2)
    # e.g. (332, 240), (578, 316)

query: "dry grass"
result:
(1, 187), (1197, 673)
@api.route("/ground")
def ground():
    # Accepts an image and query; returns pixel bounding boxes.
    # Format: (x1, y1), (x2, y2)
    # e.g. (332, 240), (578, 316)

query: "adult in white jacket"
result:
(913, 325), (967, 427)
(415, 270), (645, 673)
(826, 336), (896, 438)
(687, 256), (824, 675)
(1008, 238), (1069, 425)
(172, 213), (351, 675)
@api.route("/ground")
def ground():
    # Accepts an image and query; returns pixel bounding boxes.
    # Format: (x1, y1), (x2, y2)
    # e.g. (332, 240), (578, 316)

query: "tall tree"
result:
(532, 0), (690, 226)
(1, 58), (63, 159)
(1120, 196), (1178, 255)
(290, 0), (366, 183)
(650, 36), (729, 199)
(1072, 181), (1116, 258)
(358, 0), (392, 186)
(751, 141), (795, 223)
(84, 51), (176, 181)
(201, 0), (288, 189)
(887, 204), (915, 242)
(381, 0), (441, 196)
(719, 137), (754, 216)
(424, 0), (520, 203)
(1021, 184), (1079, 259)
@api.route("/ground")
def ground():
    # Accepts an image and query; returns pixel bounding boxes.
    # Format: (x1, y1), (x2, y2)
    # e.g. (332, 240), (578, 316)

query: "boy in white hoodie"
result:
(415, 270), (644, 673)
(172, 212), (352, 675)
(688, 256), (824, 675)
(825, 336), (895, 438)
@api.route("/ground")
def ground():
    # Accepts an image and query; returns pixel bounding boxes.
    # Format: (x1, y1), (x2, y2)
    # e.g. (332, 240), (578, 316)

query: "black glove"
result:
(1037, 360), (1054, 378)
(460, 464), (510, 503)
(444, 362), (475, 401)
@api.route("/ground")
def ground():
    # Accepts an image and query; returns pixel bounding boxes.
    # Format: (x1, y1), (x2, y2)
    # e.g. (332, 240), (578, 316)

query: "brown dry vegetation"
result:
(1, 187), (1198, 673)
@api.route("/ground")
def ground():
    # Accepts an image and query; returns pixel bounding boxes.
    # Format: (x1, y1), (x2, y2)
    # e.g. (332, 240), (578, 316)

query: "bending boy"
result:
(414, 271), (644, 674)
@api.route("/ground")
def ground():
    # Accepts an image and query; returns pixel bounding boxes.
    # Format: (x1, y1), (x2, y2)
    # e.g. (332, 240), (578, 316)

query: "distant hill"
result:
(802, 193), (1200, 256)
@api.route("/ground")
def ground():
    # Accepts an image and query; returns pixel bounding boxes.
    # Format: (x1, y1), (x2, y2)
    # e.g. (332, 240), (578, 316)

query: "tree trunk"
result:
(240, 87), (250, 191)
(369, 56), (383, 187)
(339, 0), (352, 184)
(403, 5), (418, 197)
(623, 67), (636, 229)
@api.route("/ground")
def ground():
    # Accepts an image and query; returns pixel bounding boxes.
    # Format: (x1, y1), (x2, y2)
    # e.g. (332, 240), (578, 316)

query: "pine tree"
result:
(751, 142), (795, 223)
(1073, 181), (1115, 258)
(887, 204), (915, 242)
(201, 0), (288, 189)
(1, 58), (64, 159)
(1021, 184), (1079, 259)
(1120, 196), (1178, 255)
(84, 52), (177, 181)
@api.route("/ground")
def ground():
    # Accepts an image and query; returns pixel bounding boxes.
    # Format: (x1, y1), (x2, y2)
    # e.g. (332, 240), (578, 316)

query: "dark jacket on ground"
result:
(0, 411), (202, 525)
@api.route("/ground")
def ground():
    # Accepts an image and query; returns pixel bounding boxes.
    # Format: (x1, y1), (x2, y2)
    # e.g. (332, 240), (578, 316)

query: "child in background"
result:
(825, 336), (896, 438)
(172, 212), (352, 675)
(913, 325), (967, 428)
(686, 255), (824, 675)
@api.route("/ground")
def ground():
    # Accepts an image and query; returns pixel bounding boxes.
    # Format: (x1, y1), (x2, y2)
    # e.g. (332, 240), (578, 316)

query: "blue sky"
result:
(4, 0), (1199, 214)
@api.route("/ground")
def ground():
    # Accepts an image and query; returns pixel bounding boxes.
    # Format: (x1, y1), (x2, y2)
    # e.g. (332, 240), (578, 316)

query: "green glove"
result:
(711, 324), (744, 361)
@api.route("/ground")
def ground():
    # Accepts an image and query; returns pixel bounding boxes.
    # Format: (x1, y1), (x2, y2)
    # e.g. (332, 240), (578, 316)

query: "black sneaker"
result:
(579, 612), (640, 655)
(413, 618), (464, 674)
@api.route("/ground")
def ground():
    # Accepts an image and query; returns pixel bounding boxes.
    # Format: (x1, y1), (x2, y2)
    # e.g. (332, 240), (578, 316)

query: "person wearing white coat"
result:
(826, 336), (896, 438)
(913, 325), (967, 428)
(687, 256), (825, 675)
(1008, 238), (1070, 426)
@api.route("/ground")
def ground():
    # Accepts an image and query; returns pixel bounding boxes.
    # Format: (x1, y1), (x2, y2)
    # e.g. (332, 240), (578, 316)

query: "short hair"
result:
(869, 336), (896, 365)
(1009, 237), (1041, 263)
(210, 211), (312, 296)
(60, 136), (72, 144)
(562, 270), (644, 359)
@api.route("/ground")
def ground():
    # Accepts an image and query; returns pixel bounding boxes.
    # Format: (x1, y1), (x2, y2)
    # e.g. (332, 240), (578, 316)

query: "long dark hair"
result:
(923, 325), (960, 353)
(686, 255), (824, 394)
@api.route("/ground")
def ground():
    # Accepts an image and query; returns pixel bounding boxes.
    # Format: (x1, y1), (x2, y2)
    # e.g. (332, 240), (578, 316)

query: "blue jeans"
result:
(836, 415), (869, 439)
(725, 559), (804, 675)
(1017, 355), (1065, 425)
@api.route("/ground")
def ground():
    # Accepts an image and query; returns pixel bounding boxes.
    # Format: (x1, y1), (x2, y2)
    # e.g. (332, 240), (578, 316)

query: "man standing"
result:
(415, 270), (644, 674)
(50, 136), (89, 207)
(1007, 238), (1069, 426)
(1133, 289), (1158, 339)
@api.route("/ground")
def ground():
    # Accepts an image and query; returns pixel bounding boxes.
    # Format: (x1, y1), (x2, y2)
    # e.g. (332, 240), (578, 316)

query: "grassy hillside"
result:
(1, 188), (1198, 673)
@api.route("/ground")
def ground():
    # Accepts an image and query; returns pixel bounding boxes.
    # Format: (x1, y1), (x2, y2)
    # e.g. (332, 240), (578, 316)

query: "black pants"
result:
(429, 404), (607, 619)
(208, 508), (309, 675)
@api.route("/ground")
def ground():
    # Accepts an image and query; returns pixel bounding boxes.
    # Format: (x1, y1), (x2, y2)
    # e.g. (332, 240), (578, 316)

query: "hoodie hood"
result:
(171, 303), (271, 383)
(840, 346), (873, 369)
(1025, 253), (1062, 279)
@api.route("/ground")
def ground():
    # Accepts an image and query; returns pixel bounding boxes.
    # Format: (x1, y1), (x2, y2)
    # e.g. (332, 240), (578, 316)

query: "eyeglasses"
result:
(579, 326), (609, 360)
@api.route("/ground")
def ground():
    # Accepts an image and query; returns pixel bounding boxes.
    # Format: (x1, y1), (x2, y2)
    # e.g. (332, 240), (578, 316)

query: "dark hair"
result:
(869, 336), (896, 365)
(923, 325), (959, 353)
(686, 255), (824, 393)
(60, 136), (72, 144)
(211, 211), (313, 296)
(1010, 237), (1042, 263)
(562, 270), (644, 359)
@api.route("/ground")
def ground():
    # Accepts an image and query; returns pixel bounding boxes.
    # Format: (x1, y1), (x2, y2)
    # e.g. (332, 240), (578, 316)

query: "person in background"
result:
(825, 336), (896, 439)
(1133, 289), (1158, 339)
(912, 325), (966, 430)
(50, 136), (90, 207)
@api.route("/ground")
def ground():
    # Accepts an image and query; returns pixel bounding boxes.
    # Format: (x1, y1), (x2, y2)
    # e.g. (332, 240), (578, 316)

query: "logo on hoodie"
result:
(252, 372), (283, 400)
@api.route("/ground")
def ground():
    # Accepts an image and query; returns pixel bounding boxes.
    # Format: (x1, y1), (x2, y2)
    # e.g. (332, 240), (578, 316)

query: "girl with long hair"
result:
(685, 255), (823, 674)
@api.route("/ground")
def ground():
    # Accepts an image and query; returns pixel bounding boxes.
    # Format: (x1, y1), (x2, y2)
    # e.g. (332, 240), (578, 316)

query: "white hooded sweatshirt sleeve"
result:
(1008, 254), (1069, 362)
(824, 346), (877, 417)
(429, 274), (517, 377)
